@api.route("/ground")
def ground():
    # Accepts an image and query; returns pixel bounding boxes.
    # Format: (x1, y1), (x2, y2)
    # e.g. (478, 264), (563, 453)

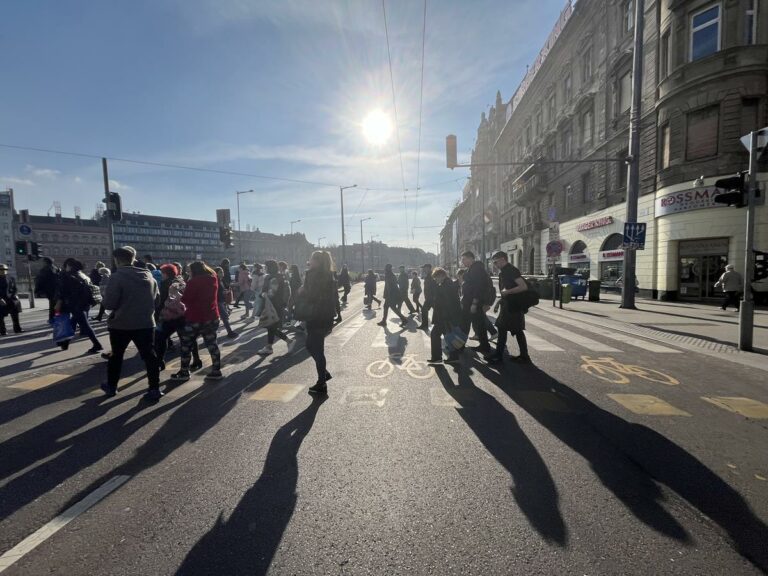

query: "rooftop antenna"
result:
(74, 206), (81, 218)
(54, 201), (61, 217)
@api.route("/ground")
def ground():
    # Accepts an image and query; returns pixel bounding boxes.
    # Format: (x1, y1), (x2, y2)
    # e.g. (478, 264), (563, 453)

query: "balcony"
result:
(511, 163), (548, 206)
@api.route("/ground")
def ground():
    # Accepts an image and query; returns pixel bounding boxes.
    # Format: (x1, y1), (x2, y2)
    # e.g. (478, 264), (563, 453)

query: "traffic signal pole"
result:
(739, 130), (759, 351)
(102, 158), (116, 252)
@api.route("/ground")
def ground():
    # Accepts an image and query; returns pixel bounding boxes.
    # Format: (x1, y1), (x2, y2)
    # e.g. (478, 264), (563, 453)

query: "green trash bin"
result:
(560, 283), (572, 305)
(588, 280), (601, 302)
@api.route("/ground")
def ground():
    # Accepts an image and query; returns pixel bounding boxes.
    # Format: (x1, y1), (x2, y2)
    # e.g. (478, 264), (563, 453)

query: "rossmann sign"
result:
(655, 187), (727, 217)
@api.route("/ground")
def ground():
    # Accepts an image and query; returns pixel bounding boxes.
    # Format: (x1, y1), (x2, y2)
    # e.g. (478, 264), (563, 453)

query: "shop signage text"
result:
(599, 250), (624, 262)
(655, 187), (727, 217)
(569, 253), (589, 262)
(576, 216), (614, 232)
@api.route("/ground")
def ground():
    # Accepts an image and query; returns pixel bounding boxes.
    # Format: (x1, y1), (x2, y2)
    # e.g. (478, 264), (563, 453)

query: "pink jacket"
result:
(237, 269), (251, 291)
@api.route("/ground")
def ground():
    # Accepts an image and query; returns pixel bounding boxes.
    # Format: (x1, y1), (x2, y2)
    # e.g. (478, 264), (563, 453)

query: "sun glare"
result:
(362, 109), (393, 146)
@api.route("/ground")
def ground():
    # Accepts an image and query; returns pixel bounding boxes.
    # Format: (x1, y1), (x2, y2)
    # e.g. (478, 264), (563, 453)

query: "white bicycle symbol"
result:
(366, 354), (435, 380)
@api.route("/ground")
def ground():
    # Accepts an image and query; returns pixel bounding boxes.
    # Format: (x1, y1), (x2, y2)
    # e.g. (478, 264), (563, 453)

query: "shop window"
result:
(745, 0), (757, 45)
(686, 106), (719, 160)
(690, 4), (721, 61)
(660, 124), (671, 168)
(617, 71), (632, 115)
(660, 30), (671, 79)
(740, 98), (759, 136)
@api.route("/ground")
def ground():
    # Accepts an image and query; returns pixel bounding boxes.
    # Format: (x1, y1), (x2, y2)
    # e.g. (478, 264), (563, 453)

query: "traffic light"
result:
(446, 134), (458, 169)
(15, 240), (27, 256)
(219, 226), (234, 248)
(30, 242), (43, 260)
(104, 191), (123, 221)
(714, 172), (747, 207)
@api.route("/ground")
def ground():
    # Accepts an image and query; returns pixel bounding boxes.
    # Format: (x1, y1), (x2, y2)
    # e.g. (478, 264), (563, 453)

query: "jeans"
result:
(108, 328), (160, 389)
(430, 324), (458, 360)
(218, 302), (235, 334)
(70, 309), (101, 348)
(180, 320), (220, 371)
(496, 328), (529, 359)
(460, 304), (489, 350)
(305, 328), (328, 381)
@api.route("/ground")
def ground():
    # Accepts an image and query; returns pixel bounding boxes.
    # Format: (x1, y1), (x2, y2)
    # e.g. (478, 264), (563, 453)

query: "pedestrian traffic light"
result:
(219, 226), (234, 248)
(104, 191), (123, 221)
(15, 241), (27, 256)
(30, 242), (43, 260)
(713, 172), (747, 207)
(446, 134), (458, 169)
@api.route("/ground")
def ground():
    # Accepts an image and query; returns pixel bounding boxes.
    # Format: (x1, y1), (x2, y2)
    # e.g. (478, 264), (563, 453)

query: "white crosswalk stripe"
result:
(532, 310), (681, 354)
(524, 332), (565, 352)
(328, 316), (367, 347)
(524, 316), (622, 352)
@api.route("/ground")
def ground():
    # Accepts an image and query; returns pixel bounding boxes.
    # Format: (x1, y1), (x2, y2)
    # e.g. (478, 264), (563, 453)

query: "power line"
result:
(381, 0), (409, 246)
(0, 142), (340, 188)
(412, 0), (428, 238)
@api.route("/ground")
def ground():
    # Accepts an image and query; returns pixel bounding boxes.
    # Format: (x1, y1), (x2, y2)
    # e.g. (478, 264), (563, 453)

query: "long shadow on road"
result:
(434, 364), (568, 546)
(472, 358), (768, 572)
(174, 396), (326, 576)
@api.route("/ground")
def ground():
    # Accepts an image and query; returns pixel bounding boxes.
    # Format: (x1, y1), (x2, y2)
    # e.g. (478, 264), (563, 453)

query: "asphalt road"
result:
(1, 284), (767, 575)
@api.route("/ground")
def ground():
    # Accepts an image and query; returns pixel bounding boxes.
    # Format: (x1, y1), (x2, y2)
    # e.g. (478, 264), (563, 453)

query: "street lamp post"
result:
(236, 189), (255, 263)
(360, 217), (372, 273)
(318, 236), (326, 248)
(340, 184), (357, 267)
(370, 234), (380, 270)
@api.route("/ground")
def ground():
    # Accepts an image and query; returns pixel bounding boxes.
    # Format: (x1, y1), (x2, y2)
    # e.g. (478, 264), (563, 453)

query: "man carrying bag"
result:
(486, 251), (531, 365)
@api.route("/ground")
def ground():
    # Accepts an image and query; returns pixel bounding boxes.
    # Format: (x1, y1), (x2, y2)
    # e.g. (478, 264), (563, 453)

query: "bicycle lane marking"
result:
(579, 356), (680, 386)
(366, 354), (435, 380)
(532, 309), (682, 354)
(524, 316), (622, 352)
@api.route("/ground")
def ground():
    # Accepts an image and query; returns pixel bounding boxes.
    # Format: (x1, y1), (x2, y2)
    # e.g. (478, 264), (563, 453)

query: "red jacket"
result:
(181, 274), (219, 323)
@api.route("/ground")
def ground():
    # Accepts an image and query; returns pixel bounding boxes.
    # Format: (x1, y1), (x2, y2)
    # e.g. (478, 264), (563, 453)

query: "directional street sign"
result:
(18, 224), (32, 236)
(623, 222), (646, 250)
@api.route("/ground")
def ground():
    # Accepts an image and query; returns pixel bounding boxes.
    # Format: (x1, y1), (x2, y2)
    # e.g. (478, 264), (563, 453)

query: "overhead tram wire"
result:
(412, 0), (428, 239)
(382, 0), (409, 246)
(0, 143), (340, 188)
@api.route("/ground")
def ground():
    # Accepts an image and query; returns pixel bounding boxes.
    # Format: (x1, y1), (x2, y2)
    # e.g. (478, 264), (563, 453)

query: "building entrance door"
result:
(679, 255), (727, 299)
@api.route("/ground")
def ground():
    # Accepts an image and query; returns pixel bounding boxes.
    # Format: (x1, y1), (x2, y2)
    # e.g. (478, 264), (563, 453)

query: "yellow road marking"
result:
(9, 373), (71, 391)
(249, 383), (304, 402)
(701, 397), (768, 419)
(608, 394), (691, 417)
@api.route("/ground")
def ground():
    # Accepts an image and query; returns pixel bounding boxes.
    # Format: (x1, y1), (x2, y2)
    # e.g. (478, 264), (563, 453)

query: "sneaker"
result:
(511, 355), (532, 364)
(227, 332), (239, 339)
(308, 382), (328, 395)
(485, 354), (503, 365)
(87, 345), (104, 354)
(159, 360), (166, 371)
(100, 382), (117, 397)
(101, 351), (112, 360)
(205, 369), (224, 380)
(427, 358), (443, 364)
(472, 345), (492, 355)
(286, 339), (297, 353)
(400, 320), (409, 328)
(445, 355), (461, 365)
(376, 321), (387, 326)
(143, 388), (164, 402)
(258, 345), (273, 356)
(170, 370), (190, 381)
(324, 371), (333, 381)
(190, 360), (203, 371)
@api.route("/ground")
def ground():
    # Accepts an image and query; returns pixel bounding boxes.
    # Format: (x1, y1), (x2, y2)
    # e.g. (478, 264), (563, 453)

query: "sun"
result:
(362, 109), (393, 146)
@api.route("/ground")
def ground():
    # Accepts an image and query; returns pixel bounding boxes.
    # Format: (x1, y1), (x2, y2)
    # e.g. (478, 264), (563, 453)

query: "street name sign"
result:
(623, 222), (646, 250)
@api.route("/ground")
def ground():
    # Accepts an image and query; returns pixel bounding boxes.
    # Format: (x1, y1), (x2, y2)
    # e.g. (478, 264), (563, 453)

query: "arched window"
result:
(601, 233), (623, 251)
(570, 240), (587, 255)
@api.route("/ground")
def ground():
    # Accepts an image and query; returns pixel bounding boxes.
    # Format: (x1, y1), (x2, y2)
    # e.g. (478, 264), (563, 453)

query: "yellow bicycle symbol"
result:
(366, 354), (435, 380)
(579, 356), (679, 386)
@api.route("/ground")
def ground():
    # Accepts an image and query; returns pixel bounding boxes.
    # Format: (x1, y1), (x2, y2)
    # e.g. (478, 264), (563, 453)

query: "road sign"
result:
(623, 222), (646, 250)
(740, 127), (767, 157)
(546, 240), (564, 257)
(18, 224), (32, 236)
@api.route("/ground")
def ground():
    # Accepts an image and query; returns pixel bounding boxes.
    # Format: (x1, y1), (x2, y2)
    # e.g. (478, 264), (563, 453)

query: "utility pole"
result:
(360, 217), (372, 273)
(340, 184), (357, 266)
(236, 189), (255, 263)
(739, 130), (760, 350)
(620, 0), (645, 310)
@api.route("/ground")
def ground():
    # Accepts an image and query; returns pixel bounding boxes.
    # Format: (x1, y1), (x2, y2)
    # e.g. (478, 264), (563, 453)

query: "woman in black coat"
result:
(300, 251), (338, 395)
(429, 267), (462, 364)
(377, 264), (407, 327)
(257, 260), (292, 356)
(364, 270), (381, 309)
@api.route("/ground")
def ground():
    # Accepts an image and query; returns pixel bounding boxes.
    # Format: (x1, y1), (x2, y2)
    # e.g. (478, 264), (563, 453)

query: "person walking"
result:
(299, 251), (338, 395)
(55, 258), (103, 353)
(257, 260), (293, 356)
(170, 261), (223, 381)
(419, 263), (436, 330)
(155, 264), (201, 371)
(715, 264), (744, 311)
(338, 265), (351, 303)
(215, 267), (239, 338)
(248, 263), (265, 320)
(93, 267), (111, 321)
(486, 251), (530, 365)
(410, 271), (422, 314)
(88, 261), (105, 287)
(288, 264), (303, 320)
(459, 251), (493, 355)
(146, 262), (163, 286)
(364, 269), (381, 309)
(398, 265), (416, 314)
(0, 264), (22, 335)
(427, 267), (462, 364)
(332, 270), (342, 323)
(235, 263), (252, 318)
(99, 247), (162, 400)
(378, 264), (408, 327)
(34, 257), (60, 322)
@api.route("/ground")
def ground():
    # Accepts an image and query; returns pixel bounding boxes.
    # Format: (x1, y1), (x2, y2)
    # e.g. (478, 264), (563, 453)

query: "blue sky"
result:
(2, 0), (567, 252)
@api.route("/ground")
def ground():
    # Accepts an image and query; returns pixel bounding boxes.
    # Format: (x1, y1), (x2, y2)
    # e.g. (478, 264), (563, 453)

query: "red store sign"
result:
(576, 216), (614, 232)
(599, 250), (625, 262)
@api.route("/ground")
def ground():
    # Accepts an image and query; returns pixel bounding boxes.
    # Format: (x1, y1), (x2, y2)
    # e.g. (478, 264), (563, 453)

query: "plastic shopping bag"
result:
(259, 295), (280, 328)
(52, 314), (75, 345)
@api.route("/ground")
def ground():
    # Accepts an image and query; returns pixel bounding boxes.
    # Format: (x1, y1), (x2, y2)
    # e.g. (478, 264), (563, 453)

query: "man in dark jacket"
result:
(35, 257), (60, 321)
(56, 258), (103, 353)
(459, 251), (493, 354)
(377, 264), (408, 327)
(338, 265), (351, 303)
(486, 251), (530, 364)
(428, 267), (462, 364)
(0, 264), (22, 335)
(88, 261), (105, 286)
(101, 247), (162, 401)
(419, 263), (436, 330)
(398, 265), (416, 314)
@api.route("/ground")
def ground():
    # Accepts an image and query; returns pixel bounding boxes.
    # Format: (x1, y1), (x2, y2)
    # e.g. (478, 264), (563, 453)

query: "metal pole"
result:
(361, 220), (365, 273)
(340, 187), (346, 266)
(102, 158), (115, 252)
(481, 170), (486, 271)
(620, 0), (644, 310)
(739, 130), (758, 351)
(26, 254), (35, 308)
(236, 193), (242, 263)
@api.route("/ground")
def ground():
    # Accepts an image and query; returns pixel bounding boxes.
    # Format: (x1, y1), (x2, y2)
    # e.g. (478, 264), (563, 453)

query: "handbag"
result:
(51, 313), (75, 344)
(259, 295), (280, 327)
(224, 289), (233, 305)
(505, 289), (540, 312)
(444, 325), (468, 351)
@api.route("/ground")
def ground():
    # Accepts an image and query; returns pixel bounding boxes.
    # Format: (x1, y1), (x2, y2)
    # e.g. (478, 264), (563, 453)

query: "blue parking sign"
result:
(623, 222), (646, 250)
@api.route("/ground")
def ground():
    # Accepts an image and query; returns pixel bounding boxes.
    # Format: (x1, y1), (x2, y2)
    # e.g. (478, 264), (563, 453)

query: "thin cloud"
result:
(2, 176), (35, 186)
(25, 165), (61, 179)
